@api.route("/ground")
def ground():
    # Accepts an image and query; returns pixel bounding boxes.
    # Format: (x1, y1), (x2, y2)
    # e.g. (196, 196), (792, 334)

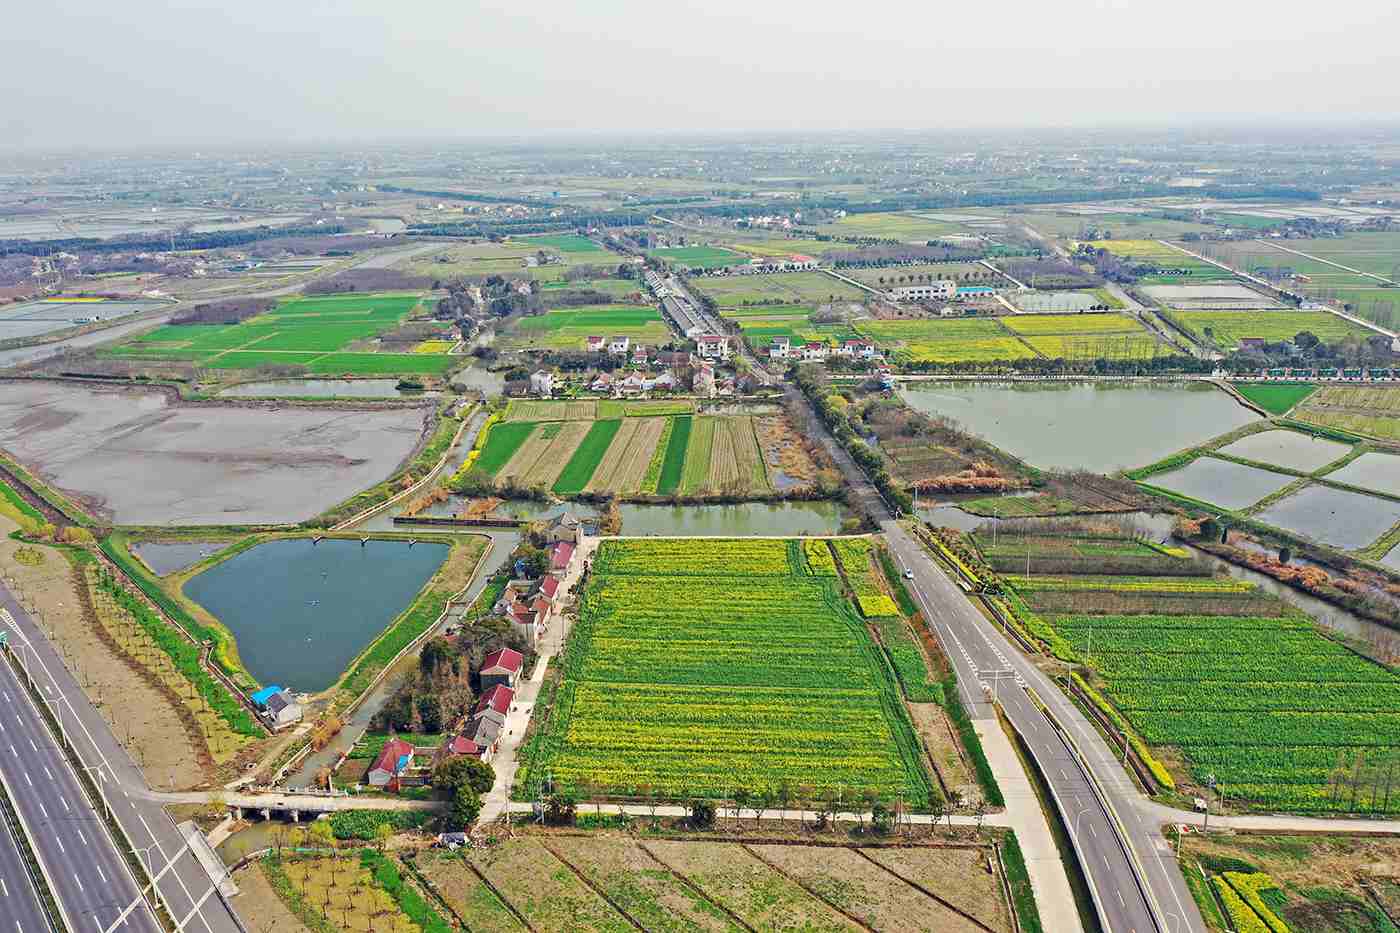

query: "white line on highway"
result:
(7, 745), (13, 757)
(22, 773), (30, 788)
(72, 874), (82, 893)
(1090, 823), (1098, 838)
(59, 796), (69, 812)
(1, 877), (8, 896)
(27, 739), (34, 753)
(1117, 890), (1126, 907)
(96, 865), (107, 884)
(54, 836), (63, 855)
(77, 828), (87, 846)
(42, 767), (52, 782)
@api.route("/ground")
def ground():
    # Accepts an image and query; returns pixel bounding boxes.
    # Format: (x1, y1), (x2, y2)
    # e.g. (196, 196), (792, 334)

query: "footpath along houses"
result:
(363, 523), (584, 794)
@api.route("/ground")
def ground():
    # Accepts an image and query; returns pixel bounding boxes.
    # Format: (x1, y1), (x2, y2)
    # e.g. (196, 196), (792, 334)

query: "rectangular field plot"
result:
(520, 538), (931, 804)
(1010, 291), (1106, 312)
(692, 271), (866, 306)
(1215, 429), (1352, 473)
(809, 211), (967, 241)
(646, 245), (750, 269)
(855, 318), (1032, 364)
(503, 304), (672, 350)
(1145, 457), (1296, 511)
(1253, 484), (1400, 550)
(1323, 452), (1400, 497)
(1053, 613), (1400, 813)
(1087, 240), (1237, 282)
(103, 293), (450, 375)
(1141, 284), (1282, 309)
(1293, 386), (1400, 441)
(1171, 309), (1376, 349)
(845, 261), (993, 288)
(479, 411), (773, 499)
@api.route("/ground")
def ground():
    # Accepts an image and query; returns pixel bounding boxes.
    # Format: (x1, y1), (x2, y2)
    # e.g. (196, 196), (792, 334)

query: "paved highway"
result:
(797, 386), (1204, 932)
(0, 586), (245, 933)
(0, 631), (161, 933)
(0, 795), (52, 933)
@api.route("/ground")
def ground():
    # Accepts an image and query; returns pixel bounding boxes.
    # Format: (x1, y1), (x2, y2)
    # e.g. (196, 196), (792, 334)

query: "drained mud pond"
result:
(899, 381), (1258, 472)
(0, 381), (428, 525)
(184, 538), (449, 692)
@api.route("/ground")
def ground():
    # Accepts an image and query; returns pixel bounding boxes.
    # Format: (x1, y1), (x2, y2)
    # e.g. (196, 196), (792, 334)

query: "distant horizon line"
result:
(4, 120), (1400, 158)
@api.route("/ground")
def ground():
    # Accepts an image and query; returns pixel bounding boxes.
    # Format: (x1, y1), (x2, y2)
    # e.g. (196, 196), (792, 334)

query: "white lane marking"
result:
(96, 865), (107, 885)
(22, 773), (28, 788)
(76, 828), (87, 846)
(72, 873), (82, 893)
(1090, 823), (1098, 838)
(37, 802), (45, 820)
(53, 836), (63, 855)
(59, 796), (69, 812)
(27, 739), (34, 753)
(1, 876), (8, 896)
(42, 767), (52, 782)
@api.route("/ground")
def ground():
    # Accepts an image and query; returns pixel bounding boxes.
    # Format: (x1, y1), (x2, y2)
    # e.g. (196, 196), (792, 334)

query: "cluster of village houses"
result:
(366, 515), (583, 792)
(529, 335), (741, 399)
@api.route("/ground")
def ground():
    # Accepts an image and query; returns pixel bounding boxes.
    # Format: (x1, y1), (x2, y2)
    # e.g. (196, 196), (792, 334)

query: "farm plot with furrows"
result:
(521, 538), (931, 803)
(495, 422), (559, 484)
(551, 419), (622, 495)
(1048, 611), (1400, 811)
(586, 417), (666, 494)
(474, 421), (536, 475)
(656, 415), (692, 495)
(505, 399), (598, 422)
(706, 417), (767, 494)
(679, 416), (718, 494)
(519, 420), (593, 487)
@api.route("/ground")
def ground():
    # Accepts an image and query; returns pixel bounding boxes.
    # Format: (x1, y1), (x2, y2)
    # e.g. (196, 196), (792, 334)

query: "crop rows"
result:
(1050, 612), (1400, 811)
(522, 538), (931, 804)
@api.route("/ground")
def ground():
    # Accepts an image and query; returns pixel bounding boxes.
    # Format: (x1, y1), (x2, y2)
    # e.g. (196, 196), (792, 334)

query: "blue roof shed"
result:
(250, 685), (283, 708)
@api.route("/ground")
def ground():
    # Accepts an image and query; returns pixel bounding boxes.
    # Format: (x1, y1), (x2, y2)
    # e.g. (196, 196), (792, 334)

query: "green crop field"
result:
(473, 421), (537, 475)
(502, 304), (671, 350)
(1054, 612), (1400, 812)
(104, 293), (460, 375)
(474, 411), (771, 499)
(516, 538), (932, 804)
(538, 278), (641, 301)
(991, 528), (1400, 813)
(551, 420), (623, 495)
(1086, 239), (1237, 283)
(646, 245), (749, 269)
(807, 211), (966, 242)
(718, 304), (856, 350)
(853, 314), (1166, 364)
(1171, 310), (1376, 349)
(1232, 382), (1317, 415)
(1293, 386), (1400, 442)
(656, 415), (691, 494)
(691, 271), (866, 306)
(854, 317), (1033, 364)
(518, 234), (611, 255)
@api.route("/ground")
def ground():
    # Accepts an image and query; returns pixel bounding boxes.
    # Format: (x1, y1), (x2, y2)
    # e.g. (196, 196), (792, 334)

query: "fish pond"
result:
(1215, 429), (1352, 473)
(1254, 485), (1400, 551)
(216, 379), (430, 399)
(1145, 457), (1295, 511)
(184, 538), (449, 692)
(130, 540), (230, 577)
(1324, 452), (1400, 498)
(899, 381), (1258, 472)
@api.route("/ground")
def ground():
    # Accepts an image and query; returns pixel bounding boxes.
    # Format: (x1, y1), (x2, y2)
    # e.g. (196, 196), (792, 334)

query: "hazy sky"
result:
(5, 0), (1397, 149)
